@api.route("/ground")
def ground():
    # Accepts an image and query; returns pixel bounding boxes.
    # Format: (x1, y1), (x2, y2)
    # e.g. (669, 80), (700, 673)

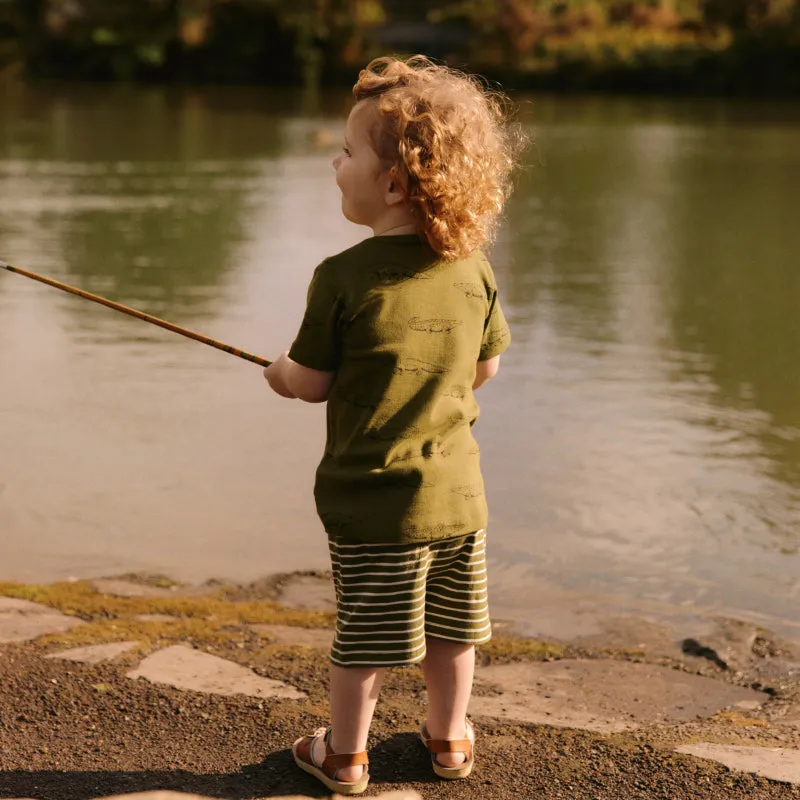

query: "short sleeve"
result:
(288, 261), (342, 372)
(479, 287), (511, 361)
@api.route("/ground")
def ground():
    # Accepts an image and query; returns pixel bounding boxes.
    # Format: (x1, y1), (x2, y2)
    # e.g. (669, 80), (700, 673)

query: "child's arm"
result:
(473, 355), (500, 390)
(264, 352), (334, 403)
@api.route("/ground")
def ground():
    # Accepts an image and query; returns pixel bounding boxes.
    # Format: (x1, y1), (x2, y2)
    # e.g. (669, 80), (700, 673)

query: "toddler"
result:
(264, 54), (522, 795)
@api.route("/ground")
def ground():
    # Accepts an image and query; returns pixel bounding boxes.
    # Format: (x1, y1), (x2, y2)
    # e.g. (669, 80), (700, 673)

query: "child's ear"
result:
(385, 166), (406, 206)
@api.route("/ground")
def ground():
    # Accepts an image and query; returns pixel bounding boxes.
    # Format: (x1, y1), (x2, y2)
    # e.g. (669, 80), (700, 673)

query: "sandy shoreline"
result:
(1, 571), (798, 798)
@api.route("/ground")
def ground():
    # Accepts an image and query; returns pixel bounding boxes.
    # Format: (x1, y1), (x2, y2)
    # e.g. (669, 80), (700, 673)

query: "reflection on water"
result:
(0, 86), (798, 637)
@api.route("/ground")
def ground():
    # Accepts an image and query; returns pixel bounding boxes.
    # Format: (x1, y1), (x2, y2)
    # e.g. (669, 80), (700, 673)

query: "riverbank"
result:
(1, 1), (799, 95)
(1, 572), (798, 799)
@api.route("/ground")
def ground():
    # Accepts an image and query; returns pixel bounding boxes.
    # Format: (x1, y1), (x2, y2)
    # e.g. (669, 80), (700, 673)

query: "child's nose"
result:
(332, 154), (341, 169)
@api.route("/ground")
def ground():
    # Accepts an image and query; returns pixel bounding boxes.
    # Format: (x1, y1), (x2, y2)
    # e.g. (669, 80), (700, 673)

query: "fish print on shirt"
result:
(444, 385), (468, 400)
(371, 266), (434, 287)
(392, 359), (449, 377)
(454, 281), (487, 300)
(485, 327), (510, 348)
(408, 317), (463, 334)
(451, 484), (482, 500)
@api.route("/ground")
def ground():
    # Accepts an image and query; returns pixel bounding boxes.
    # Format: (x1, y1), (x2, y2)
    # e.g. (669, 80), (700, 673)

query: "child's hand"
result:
(264, 353), (297, 399)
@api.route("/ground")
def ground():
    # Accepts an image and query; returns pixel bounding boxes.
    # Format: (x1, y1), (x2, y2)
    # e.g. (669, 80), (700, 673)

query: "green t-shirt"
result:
(288, 234), (510, 544)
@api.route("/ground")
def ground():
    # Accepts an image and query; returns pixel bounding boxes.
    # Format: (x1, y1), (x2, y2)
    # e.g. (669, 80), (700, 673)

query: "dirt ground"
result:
(0, 573), (798, 800)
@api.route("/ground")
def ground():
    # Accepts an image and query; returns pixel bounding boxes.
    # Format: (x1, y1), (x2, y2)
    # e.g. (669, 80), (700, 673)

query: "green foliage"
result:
(3, 0), (799, 93)
(701, 0), (797, 30)
(434, 0), (799, 93)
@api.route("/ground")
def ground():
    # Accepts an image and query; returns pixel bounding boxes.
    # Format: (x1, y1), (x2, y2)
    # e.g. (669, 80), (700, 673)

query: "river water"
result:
(0, 84), (798, 639)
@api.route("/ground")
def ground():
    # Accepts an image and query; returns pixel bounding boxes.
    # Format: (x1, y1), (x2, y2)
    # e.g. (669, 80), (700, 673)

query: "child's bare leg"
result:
(313, 665), (385, 782)
(421, 637), (475, 768)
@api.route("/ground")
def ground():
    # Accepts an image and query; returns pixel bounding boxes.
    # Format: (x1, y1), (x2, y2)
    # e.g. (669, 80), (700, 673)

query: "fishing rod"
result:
(0, 260), (272, 368)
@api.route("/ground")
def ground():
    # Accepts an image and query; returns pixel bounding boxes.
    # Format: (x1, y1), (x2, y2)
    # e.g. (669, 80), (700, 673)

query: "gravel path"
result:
(1, 575), (798, 799)
(1, 645), (797, 800)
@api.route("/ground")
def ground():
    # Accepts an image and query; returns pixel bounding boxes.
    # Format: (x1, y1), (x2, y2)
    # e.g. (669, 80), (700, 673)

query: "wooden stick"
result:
(0, 260), (272, 368)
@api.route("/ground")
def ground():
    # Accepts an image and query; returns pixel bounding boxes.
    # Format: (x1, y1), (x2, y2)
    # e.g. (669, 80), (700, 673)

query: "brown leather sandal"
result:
(292, 726), (369, 796)
(419, 718), (475, 779)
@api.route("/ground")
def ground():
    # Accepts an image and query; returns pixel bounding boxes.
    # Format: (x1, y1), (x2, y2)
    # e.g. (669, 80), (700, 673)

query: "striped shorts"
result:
(328, 529), (491, 668)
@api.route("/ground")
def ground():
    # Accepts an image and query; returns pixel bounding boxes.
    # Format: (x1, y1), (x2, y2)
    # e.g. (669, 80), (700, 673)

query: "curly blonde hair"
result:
(353, 55), (525, 260)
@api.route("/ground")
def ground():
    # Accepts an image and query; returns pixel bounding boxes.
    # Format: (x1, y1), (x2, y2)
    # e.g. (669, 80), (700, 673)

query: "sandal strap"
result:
(421, 721), (474, 761)
(424, 737), (472, 754)
(323, 751), (369, 771)
(319, 727), (368, 778)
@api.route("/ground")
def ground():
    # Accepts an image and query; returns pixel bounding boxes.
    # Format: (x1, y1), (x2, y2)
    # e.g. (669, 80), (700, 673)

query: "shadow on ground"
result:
(0, 736), (436, 800)
(0, 757), (323, 800)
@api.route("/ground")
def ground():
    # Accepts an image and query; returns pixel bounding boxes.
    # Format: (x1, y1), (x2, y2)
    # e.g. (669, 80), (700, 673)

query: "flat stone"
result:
(95, 795), (311, 800)
(336, 793), (422, 800)
(46, 641), (141, 664)
(783, 706), (800, 728)
(471, 659), (767, 733)
(275, 574), (336, 612)
(126, 645), (306, 700)
(91, 580), (217, 599)
(83, 791), (422, 800)
(676, 743), (800, 786)
(90, 580), (178, 598)
(0, 597), (84, 643)
(680, 618), (800, 675)
(250, 624), (334, 650)
(134, 614), (181, 623)
(97, 794), (214, 800)
(573, 615), (698, 660)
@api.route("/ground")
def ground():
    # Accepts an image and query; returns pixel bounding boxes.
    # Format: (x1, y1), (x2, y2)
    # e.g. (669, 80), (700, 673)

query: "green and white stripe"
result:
(328, 530), (490, 667)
